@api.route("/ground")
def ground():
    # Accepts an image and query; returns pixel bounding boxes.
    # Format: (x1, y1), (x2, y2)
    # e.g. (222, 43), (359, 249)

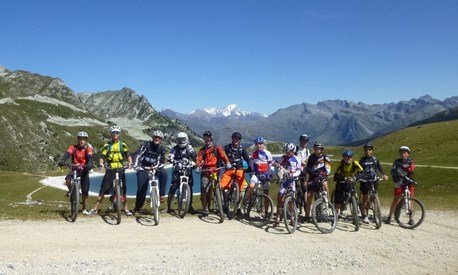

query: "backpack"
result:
(107, 139), (124, 154)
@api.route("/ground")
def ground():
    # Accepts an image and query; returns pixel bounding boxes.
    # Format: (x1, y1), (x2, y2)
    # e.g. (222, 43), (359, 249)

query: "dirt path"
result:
(1, 211), (457, 274)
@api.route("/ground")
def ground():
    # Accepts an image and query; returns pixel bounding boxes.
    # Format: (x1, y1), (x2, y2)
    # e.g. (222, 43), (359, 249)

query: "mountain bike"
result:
(276, 177), (299, 234)
(68, 164), (82, 222)
(200, 167), (224, 223)
(360, 176), (383, 229)
(170, 160), (193, 218)
(312, 175), (337, 234)
(222, 166), (241, 220)
(109, 168), (125, 225)
(143, 165), (160, 225)
(243, 176), (274, 227)
(339, 178), (361, 231)
(295, 177), (306, 218)
(394, 176), (425, 229)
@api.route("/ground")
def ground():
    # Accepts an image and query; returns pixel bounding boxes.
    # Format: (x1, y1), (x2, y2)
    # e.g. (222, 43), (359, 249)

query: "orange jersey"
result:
(67, 144), (93, 166)
(197, 145), (229, 168)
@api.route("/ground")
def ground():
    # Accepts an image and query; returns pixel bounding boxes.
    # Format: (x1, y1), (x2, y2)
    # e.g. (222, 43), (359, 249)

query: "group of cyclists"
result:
(58, 125), (416, 227)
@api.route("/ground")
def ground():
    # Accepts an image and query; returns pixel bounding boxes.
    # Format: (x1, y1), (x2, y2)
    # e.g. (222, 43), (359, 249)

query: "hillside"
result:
(409, 106), (458, 127)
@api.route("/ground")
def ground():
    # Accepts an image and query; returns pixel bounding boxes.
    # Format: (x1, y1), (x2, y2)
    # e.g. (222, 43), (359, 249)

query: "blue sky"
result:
(1, 1), (457, 115)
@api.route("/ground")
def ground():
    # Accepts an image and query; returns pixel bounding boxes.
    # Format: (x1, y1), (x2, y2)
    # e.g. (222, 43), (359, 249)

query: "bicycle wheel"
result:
(370, 195), (382, 229)
(115, 182), (122, 224)
(214, 187), (225, 223)
(178, 183), (191, 218)
(350, 196), (360, 231)
(151, 186), (160, 225)
(311, 197), (337, 234)
(227, 182), (240, 220)
(283, 195), (298, 234)
(394, 197), (425, 229)
(247, 194), (274, 227)
(70, 180), (80, 222)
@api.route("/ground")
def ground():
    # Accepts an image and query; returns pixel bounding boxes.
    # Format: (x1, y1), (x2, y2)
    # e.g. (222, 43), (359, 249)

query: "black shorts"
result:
(99, 169), (127, 196)
(360, 181), (378, 195)
(65, 169), (90, 196)
(333, 181), (347, 204)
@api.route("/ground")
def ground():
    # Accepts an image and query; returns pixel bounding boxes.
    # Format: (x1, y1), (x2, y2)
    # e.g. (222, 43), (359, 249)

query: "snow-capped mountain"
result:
(189, 104), (267, 119)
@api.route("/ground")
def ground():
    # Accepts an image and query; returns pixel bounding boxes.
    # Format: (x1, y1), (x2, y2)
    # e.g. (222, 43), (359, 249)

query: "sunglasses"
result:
(111, 131), (120, 135)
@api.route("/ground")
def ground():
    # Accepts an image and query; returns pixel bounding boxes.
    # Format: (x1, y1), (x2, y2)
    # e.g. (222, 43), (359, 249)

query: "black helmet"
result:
(231, 132), (242, 140)
(203, 131), (213, 139)
(364, 142), (374, 149)
(299, 134), (309, 142)
(313, 141), (324, 150)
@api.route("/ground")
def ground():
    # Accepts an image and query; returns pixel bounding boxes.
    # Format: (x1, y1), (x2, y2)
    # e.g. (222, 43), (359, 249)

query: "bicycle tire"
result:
(247, 193), (274, 227)
(214, 186), (225, 223)
(371, 195), (382, 229)
(151, 186), (160, 225)
(311, 197), (337, 234)
(227, 182), (240, 220)
(350, 196), (360, 231)
(70, 180), (80, 222)
(283, 195), (298, 234)
(178, 183), (191, 218)
(394, 197), (425, 229)
(115, 182), (122, 224)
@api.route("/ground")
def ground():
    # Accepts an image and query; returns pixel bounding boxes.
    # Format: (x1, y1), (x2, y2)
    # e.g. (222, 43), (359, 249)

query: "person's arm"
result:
(242, 149), (253, 172)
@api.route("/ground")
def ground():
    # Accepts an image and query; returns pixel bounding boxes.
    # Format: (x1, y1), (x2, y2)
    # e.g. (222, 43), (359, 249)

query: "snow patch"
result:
(108, 117), (151, 141)
(20, 95), (87, 113)
(0, 98), (18, 105)
(47, 115), (106, 126)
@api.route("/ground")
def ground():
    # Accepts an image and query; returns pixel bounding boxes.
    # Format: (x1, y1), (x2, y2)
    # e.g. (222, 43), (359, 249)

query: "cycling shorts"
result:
(250, 174), (270, 191)
(394, 184), (415, 197)
(220, 169), (245, 191)
(360, 181), (378, 195)
(278, 179), (295, 196)
(65, 169), (90, 196)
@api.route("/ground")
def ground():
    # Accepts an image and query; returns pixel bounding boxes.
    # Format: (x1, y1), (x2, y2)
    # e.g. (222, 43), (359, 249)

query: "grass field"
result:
(1, 120), (457, 220)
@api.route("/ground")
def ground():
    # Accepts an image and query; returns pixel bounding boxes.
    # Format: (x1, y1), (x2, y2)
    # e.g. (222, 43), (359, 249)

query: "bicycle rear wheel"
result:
(283, 195), (298, 234)
(214, 187), (225, 223)
(394, 197), (425, 229)
(370, 195), (382, 229)
(227, 182), (240, 220)
(178, 183), (191, 218)
(151, 186), (160, 225)
(70, 180), (80, 222)
(311, 197), (337, 234)
(247, 194), (274, 227)
(115, 182), (122, 224)
(350, 196), (360, 231)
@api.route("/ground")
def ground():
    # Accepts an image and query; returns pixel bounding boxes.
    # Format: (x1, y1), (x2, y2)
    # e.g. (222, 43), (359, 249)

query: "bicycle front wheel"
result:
(283, 195), (298, 234)
(178, 183), (191, 218)
(227, 182), (240, 220)
(350, 196), (360, 231)
(70, 181), (80, 222)
(370, 195), (382, 229)
(311, 197), (337, 234)
(151, 186), (160, 225)
(214, 187), (225, 223)
(394, 197), (425, 229)
(247, 194), (274, 227)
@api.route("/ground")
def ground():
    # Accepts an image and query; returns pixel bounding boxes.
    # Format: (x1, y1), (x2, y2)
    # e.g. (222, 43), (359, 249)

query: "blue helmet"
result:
(342, 149), (354, 158)
(253, 136), (265, 144)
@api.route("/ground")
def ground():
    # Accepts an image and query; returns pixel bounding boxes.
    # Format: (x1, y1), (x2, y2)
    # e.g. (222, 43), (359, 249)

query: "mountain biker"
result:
(131, 130), (167, 215)
(88, 126), (133, 215)
(385, 146), (416, 224)
(273, 142), (302, 226)
(295, 134), (311, 216)
(196, 130), (230, 215)
(58, 131), (94, 215)
(166, 132), (197, 214)
(359, 143), (388, 223)
(333, 149), (363, 219)
(304, 141), (331, 222)
(244, 136), (273, 210)
(220, 132), (253, 213)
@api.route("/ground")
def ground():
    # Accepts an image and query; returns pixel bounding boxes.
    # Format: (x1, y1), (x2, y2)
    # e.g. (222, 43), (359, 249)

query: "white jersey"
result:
(296, 146), (310, 167)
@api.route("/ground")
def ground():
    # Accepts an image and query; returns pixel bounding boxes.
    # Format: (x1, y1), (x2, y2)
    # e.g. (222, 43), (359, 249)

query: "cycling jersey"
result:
(306, 153), (331, 180)
(334, 160), (363, 180)
(197, 144), (230, 169)
(295, 145), (310, 167)
(359, 155), (385, 180)
(101, 140), (130, 169)
(223, 143), (252, 170)
(391, 157), (415, 188)
(61, 144), (94, 168)
(133, 141), (166, 168)
(252, 149), (273, 175)
(278, 154), (302, 178)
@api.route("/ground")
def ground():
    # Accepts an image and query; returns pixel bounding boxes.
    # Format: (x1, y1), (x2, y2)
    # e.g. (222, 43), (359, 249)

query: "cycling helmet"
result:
(176, 132), (188, 148)
(399, 146), (411, 153)
(77, 131), (88, 138)
(109, 125), (121, 133)
(299, 134), (309, 142)
(284, 142), (296, 153)
(203, 131), (213, 139)
(313, 141), (324, 150)
(253, 136), (265, 144)
(231, 132), (242, 140)
(152, 130), (164, 139)
(342, 149), (354, 158)
(364, 142), (374, 149)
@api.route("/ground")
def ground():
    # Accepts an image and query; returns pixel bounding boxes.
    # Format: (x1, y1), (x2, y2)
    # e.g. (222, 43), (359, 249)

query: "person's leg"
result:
(157, 168), (168, 201)
(80, 170), (90, 211)
(134, 170), (149, 211)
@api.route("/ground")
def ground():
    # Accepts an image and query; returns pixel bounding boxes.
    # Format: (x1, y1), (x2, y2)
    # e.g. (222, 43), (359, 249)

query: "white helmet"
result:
(109, 125), (121, 133)
(77, 131), (88, 138)
(399, 146), (411, 153)
(152, 130), (164, 139)
(284, 142), (296, 153)
(177, 132), (188, 148)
